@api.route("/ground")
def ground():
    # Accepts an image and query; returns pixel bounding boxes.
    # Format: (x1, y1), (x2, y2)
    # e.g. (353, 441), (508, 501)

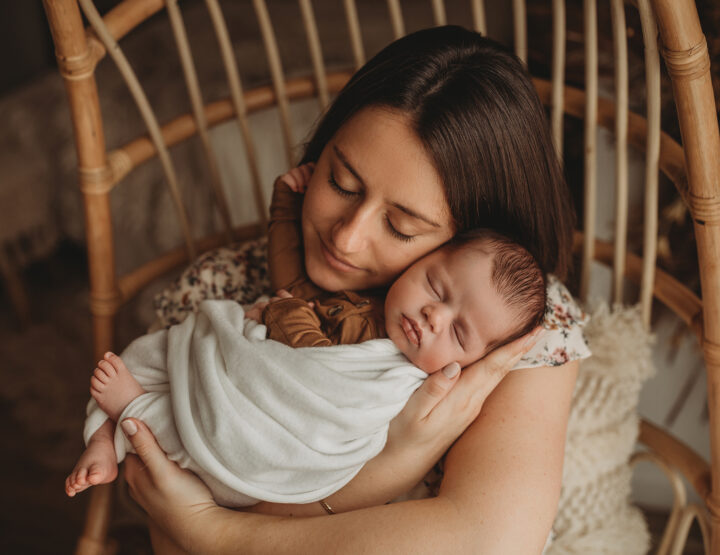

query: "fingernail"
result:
(121, 419), (137, 436)
(442, 362), (461, 379)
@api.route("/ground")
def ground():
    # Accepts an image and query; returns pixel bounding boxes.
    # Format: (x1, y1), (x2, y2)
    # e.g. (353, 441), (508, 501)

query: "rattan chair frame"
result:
(42, 1), (720, 553)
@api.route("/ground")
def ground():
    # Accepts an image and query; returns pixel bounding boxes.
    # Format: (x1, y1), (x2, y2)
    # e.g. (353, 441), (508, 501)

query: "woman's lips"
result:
(402, 315), (422, 346)
(319, 239), (362, 273)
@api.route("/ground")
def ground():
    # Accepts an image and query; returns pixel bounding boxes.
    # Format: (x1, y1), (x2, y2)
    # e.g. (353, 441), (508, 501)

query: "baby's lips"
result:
(402, 315), (421, 346)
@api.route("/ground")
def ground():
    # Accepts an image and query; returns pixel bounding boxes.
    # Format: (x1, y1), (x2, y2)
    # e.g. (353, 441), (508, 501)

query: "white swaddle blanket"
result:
(84, 300), (427, 507)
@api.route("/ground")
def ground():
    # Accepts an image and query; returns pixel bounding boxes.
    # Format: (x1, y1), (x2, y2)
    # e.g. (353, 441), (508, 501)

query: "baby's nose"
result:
(422, 304), (450, 332)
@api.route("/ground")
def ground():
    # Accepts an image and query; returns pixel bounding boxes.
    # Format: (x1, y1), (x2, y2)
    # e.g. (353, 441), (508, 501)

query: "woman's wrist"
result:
(168, 504), (243, 554)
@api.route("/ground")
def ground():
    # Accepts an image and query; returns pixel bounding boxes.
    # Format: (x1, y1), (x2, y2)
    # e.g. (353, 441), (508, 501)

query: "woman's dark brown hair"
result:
(301, 25), (575, 280)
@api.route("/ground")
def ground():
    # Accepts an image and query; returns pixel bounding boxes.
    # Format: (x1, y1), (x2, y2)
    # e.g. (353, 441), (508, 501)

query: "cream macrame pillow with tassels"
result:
(547, 302), (655, 554)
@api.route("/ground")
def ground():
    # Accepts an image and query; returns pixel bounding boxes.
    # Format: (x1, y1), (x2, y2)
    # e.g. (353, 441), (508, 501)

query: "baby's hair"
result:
(446, 229), (546, 352)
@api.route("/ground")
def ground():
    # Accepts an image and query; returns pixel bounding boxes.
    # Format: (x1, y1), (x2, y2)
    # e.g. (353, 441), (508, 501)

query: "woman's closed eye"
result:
(328, 171), (359, 198)
(329, 168), (417, 242)
(385, 214), (415, 242)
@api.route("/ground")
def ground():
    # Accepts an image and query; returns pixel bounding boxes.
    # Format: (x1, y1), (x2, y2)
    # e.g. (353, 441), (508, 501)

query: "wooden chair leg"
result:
(75, 483), (113, 555)
(0, 249), (30, 327)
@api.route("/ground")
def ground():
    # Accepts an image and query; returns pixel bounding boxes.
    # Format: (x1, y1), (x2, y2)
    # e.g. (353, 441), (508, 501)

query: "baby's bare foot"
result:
(65, 432), (117, 497)
(90, 352), (145, 422)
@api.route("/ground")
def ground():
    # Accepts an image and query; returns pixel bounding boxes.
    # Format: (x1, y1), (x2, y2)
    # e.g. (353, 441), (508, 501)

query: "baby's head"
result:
(385, 229), (546, 373)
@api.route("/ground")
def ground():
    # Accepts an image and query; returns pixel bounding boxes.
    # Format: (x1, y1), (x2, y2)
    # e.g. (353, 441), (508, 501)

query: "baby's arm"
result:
(261, 290), (332, 348)
(267, 164), (317, 297)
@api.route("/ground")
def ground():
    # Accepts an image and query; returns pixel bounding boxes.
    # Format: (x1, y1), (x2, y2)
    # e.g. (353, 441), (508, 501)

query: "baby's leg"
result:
(91, 351), (146, 422)
(65, 418), (117, 497)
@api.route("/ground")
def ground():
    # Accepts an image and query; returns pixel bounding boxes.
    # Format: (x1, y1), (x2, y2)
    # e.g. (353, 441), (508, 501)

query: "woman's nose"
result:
(331, 207), (370, 254)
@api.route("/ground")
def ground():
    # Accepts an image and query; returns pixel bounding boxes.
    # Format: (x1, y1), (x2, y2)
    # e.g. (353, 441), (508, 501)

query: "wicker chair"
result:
(43, 1), (720, 553)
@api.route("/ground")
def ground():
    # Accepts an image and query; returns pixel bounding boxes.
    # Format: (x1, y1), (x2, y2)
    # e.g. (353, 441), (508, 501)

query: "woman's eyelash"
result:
(328, 171), (414, 242)
(328, 172), (356, 198)
(385, 215), (415, 242)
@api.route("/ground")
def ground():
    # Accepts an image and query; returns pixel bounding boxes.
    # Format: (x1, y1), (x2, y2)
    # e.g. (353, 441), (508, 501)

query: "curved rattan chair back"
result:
(42, 1), (720, 553)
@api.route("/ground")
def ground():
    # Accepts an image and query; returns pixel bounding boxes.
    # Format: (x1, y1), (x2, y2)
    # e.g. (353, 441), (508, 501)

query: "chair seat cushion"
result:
(548, 302), (655, 554)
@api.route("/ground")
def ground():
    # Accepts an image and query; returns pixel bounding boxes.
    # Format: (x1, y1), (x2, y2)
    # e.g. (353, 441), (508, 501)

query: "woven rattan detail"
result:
(703, 337), (720, 367)
(107, 150), (133, 184)
(706, 493), (720, 525)
(688, 192), (720, 224)
(55, 35), (103, 81)
(90, 291), (122, 317)
(79, 165), (114, 195)
(691, 310), (705, 339)
(661, 37), (711, 81)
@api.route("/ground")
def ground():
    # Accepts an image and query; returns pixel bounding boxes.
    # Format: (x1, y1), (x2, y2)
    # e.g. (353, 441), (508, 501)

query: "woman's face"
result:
(302, 106), (455, 292)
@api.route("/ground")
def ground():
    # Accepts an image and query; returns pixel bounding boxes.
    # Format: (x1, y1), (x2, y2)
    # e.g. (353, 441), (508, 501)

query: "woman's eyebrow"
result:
(333, 145), (366, 186)
(389, 201), (441, 228)
(333, 144), (441, 228)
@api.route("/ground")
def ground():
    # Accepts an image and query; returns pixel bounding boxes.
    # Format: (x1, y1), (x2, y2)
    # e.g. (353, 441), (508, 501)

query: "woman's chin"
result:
(306, 260), (349, 292)
(306, 257), (368, 292)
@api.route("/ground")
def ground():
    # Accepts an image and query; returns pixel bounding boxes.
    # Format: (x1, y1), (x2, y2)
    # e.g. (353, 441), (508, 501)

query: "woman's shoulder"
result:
(513, 275), (592, 370)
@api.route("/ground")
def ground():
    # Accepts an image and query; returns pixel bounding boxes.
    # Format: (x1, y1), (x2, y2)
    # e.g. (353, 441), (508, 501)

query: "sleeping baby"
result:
(65, 167), (546, 507)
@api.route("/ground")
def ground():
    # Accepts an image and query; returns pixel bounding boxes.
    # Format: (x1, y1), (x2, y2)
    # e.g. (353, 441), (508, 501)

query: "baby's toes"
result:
(90, 375), (106, 394)
(75, 467), (88, 486)
(104, 352), (128, 374)
(92, 367), (109, 385)
(97, 360), (116, 378)
(65, 475), (75, 496)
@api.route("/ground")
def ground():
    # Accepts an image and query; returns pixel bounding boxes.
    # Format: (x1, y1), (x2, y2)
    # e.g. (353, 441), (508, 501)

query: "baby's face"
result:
(385, 246), (518, 373)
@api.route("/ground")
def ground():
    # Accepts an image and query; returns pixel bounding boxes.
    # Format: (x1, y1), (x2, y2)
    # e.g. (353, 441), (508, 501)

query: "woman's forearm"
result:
(250, 440), (442, 517)
(226, 363), (576, 554)
(193, 497), (468, 554)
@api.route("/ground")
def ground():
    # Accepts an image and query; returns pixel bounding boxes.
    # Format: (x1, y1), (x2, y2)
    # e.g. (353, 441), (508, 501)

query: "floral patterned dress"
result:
(153, 236), (591, 497)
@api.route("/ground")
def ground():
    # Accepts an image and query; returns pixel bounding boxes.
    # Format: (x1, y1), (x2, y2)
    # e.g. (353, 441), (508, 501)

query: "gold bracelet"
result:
(318, 499), (336, 515)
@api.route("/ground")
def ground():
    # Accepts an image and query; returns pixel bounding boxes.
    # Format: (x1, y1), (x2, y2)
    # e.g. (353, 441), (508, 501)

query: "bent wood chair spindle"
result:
(42, 0), (720, 553)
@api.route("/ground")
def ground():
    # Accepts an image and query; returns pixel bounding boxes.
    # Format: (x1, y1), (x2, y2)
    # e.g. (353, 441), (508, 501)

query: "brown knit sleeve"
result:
(268, 178), (304, 291)
(262, 297), (332, 348)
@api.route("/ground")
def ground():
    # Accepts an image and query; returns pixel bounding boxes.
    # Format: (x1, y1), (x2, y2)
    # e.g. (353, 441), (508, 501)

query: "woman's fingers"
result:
(282, 173), (299, 191)
(121, 419), (170, 485)
(398, 362), (461, 421)
(282, 163), (315, 193)
(298, 163), (314, 188)
(453, 326), (544, 408)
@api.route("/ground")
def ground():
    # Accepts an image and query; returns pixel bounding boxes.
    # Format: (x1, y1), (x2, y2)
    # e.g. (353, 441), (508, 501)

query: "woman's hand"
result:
(280, 162), (315, 193)
(252, 327), (544, 518)
(386, 327), (543, 462)
(121, 419), (220, 548)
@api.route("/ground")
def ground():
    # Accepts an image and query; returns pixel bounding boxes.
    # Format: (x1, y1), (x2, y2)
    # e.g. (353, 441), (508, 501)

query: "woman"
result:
(123, 26), (585, 553)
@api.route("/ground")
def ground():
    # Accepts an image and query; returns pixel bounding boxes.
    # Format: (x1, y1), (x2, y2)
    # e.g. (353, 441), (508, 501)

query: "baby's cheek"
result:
(415, 350), (448, 374)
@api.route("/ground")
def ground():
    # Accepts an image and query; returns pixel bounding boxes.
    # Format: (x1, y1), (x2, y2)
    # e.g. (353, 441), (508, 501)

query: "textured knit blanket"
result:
(84, 300), (426, 507)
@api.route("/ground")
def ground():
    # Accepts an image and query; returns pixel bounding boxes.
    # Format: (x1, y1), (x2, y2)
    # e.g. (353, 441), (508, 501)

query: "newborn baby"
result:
(66, 232), (544, 507)
(66, 166), (545, 507)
